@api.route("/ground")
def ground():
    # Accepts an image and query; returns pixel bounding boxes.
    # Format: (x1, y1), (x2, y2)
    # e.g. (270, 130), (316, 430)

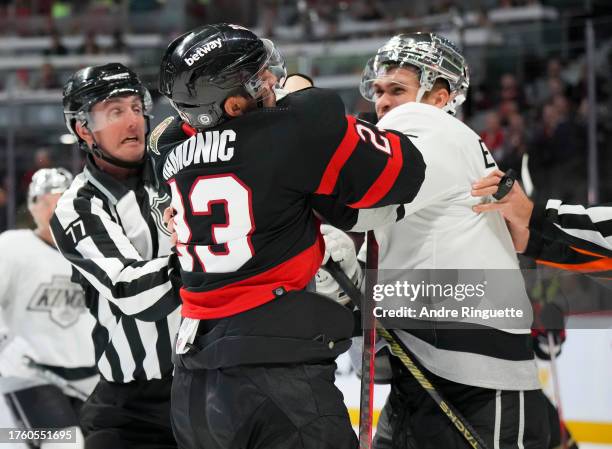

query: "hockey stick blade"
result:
(324, 259), (490, 449)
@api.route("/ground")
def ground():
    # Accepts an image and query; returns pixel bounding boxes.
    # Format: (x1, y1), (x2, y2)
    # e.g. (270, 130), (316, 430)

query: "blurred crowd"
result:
(0, 0), (585, 91)
(472, 56), (611, 205)
(0, 0), (544, 33)
(256, 0), (547, 39)
(0, 0), (161, 30)
(1, 28), (127, 92)
(0, 147), (71, 230)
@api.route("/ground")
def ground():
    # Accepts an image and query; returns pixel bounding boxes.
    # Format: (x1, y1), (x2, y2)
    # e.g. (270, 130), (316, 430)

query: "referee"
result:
(50, 64), (180, 449)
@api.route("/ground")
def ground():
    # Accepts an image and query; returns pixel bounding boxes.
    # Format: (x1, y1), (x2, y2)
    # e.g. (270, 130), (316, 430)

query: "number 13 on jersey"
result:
(168, 174), (255, 273)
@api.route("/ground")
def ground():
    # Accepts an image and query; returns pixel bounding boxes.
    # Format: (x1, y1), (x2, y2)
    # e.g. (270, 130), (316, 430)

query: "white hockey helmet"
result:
(360, 32), (470, 114)
(27, 167), (73, 208)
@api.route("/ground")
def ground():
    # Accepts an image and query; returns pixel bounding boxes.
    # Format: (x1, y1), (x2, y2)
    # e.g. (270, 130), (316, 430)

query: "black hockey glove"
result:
(531, 302), (566, 360)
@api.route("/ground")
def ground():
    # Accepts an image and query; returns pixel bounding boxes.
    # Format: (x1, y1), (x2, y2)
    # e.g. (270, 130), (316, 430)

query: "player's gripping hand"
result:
(275, 73), (314, 101)
(163, 207), (178, 247)
(316, 225), (362, 305)
(321, 224), (360, 280)
(471, 169), (534, 253)
(471, 169), (533, 226)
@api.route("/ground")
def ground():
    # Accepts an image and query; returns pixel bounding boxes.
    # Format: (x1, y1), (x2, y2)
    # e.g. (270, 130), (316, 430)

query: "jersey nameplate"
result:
(162, 129), (236, 180)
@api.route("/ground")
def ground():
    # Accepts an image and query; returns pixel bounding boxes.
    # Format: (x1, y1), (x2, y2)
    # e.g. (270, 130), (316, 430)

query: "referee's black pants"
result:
(373, 356), (550, 449)
(80, 376), (178, 449)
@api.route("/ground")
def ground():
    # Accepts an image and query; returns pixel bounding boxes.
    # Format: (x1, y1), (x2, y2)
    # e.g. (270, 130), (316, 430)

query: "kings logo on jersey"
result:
(27, 275), (87, 328)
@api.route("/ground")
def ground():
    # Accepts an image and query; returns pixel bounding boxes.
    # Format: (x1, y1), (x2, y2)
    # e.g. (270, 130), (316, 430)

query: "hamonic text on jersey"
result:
(162, 129), (236, 180)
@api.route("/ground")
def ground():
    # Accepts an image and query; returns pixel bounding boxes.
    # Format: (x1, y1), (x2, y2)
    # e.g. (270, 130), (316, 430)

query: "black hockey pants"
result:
(171, 290), (358, 449)
(373, 356), (550, 449)
(172, 362), (357, 449)
(80, 377), (177, 449)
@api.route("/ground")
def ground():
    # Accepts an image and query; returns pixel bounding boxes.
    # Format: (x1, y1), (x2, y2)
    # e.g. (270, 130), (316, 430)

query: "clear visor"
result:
(243, 39), (287, 101)
(360, 57), (420, 102)
(74, 87), (152, 132)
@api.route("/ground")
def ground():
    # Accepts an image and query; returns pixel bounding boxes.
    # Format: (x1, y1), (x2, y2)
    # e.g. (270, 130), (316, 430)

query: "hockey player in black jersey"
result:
(151, 24), (427, 449)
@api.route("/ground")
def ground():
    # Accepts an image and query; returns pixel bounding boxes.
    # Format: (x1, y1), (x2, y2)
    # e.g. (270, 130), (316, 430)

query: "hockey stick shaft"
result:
(358, 231), (378, 449)
(324, 259), (490, 449)
(548, 333), (567, 449)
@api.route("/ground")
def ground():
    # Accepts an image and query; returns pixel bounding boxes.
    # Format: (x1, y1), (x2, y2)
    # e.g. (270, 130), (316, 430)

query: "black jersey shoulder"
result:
(278, 87), (346, 124)
(277, 88), (348, 162)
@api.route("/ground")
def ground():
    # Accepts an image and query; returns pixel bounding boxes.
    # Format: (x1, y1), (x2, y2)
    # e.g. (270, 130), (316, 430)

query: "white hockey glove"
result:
(315, 224), (362, 305)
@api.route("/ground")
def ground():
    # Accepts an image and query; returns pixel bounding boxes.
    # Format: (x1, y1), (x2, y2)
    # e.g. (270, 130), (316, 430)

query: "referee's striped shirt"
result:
(50, 157), (181, 383)
(526, 200), (612, 274)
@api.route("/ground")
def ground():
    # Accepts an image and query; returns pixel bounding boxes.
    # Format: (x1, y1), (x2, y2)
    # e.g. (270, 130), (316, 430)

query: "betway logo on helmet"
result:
(103, 73), (131, 81)
(184, 38), (223, 67)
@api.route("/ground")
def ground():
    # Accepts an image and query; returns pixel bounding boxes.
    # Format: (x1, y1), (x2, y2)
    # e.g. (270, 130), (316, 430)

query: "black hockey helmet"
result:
(63, 63), (153, 168)
(159, 23), (286, 130)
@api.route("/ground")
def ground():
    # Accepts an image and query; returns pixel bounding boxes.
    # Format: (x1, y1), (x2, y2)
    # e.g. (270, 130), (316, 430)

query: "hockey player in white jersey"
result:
(0, 168), (97, 448)
(348, 33), (550, 449)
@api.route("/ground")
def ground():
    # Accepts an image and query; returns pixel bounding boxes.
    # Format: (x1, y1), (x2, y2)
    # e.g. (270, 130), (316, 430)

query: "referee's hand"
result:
(471, 169), (533, 253)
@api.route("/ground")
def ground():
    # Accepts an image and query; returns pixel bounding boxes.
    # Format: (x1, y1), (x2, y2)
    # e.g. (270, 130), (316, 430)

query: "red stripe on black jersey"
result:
(180, 235), (325, 319)
(348, 131), (404, 208)
(315, 115), (360, 195)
